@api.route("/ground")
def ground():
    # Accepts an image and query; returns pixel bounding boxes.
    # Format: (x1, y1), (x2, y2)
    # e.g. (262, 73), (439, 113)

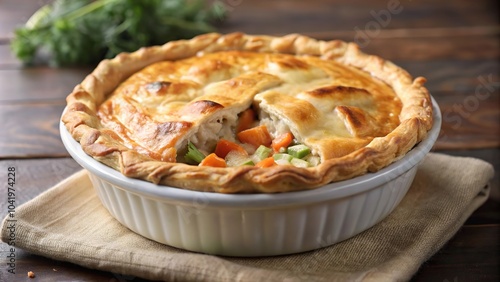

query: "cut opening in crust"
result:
(61, 32), (433, 193)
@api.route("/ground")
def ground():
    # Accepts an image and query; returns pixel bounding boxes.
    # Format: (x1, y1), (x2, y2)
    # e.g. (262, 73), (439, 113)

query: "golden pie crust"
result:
(62, 32), (433, 193)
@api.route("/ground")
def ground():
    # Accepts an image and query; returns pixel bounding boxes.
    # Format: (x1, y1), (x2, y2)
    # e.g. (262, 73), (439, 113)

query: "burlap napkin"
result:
(1, 153), (494, 281)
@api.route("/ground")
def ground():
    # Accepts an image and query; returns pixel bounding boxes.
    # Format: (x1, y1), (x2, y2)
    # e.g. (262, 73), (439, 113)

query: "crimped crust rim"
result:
(62, 32), (433, 193)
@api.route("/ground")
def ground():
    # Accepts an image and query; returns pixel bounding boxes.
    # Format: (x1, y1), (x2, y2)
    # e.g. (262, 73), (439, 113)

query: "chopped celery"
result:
(305, 155), (321, 166)
(229, 158), (254, 166)
(185, 142), (205, 164)
(291, 157), (310, 168)
(287, 144), (311, 159)
(240, 159), (255, 166)
(254, 145), (272, 161)
(273, 153), (293, 165)
(226, 150), (254, 167)
(273, 153), (293, 161)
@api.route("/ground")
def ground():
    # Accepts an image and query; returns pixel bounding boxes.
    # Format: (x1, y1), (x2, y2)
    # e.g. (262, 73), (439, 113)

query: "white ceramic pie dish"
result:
(60, 98), (441, 257)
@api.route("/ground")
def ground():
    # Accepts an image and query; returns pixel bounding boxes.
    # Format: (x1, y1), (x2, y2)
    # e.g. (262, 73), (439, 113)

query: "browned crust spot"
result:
(62, 32), (433, 193)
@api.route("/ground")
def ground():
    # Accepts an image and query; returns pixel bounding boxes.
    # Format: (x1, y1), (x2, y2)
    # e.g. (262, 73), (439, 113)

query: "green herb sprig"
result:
(11, 0), (226, 67)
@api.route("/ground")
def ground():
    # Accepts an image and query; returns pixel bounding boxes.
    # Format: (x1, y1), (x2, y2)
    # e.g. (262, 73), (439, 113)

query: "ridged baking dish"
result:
(60, 98), (440, 257)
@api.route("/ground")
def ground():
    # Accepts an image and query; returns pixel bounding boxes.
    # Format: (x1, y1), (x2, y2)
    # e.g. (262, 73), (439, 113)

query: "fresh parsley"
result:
(11, 0), (226, 66)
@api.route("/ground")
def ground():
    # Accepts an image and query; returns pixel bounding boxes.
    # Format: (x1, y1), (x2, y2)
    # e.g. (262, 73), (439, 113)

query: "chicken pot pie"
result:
(62, 32), (433, 193)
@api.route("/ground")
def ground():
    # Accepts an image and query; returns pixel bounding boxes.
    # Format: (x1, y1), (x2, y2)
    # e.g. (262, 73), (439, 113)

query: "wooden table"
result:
(1, 0), (498, 281)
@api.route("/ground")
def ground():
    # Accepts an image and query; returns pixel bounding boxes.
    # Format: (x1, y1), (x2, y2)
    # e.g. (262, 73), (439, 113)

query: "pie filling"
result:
(96, 50), (402, 169)
(61, 33), (434, 192)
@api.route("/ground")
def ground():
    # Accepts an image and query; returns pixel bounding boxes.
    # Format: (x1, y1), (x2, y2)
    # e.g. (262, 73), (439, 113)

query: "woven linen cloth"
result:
(1, 153), (494, 281)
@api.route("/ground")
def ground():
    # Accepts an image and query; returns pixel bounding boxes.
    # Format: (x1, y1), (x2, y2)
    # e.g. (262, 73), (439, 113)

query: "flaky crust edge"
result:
(61, 32), (433, 193)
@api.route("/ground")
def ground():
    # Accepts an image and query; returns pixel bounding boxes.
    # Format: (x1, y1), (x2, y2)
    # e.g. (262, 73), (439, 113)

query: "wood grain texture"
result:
(361, 34), (500, 61)
(437, 149), (500, 203)
(217, 0), (499, 35)
(396, 59), (499, 93)
(0, 68), (89, 102)
(434, 91), (500, 150)
(0, 0), (44, 40)
(412, 225), (500, 282)
(2, 0), (498, 41)
(0, 250), (118, 282)
(0, 45), (19, 68)
(0, 158), (96, 281)
(0, 102), (68, 158)
(0, 158), (82, 207)
(0, 0), (498, 281)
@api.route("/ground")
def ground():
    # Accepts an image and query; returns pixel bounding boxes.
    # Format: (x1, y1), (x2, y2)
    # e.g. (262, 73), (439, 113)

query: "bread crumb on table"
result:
(27, 271), (35, 278)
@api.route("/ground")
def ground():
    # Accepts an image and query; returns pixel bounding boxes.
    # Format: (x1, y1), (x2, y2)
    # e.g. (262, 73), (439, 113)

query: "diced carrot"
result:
(237, 125), (272, 148)
(215, 139), (248, 158)
(271, 132), (294, 152)
(255, 157), (276, 168)
(199, 153), (227, 167)
(236, 108), (256, 133)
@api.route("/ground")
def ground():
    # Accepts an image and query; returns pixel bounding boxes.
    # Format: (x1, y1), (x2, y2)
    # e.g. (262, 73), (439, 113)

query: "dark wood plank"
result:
(435, 149), (500, 202)
(413, 225), (500, 282)
(2, 0), (498, 41)
(0, 158), (96, 281)
(361, 34), (499, 62)
(0, 0), (44, 40)
(0, 250), (118, 282)
(2, 31), (498, 70)
(0, 102), (69, 158)
(396, 59), (499, 93)
(217, 0), (500, 35)
(0, 45), (19, 68)
(0, 68), (89, 102)
(433, 91), (500, 150)
(464, 197), (500, 224)
(0, 158), (81, 206)
(0, 159), (98, 280)
(301, 25), (500, 43)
